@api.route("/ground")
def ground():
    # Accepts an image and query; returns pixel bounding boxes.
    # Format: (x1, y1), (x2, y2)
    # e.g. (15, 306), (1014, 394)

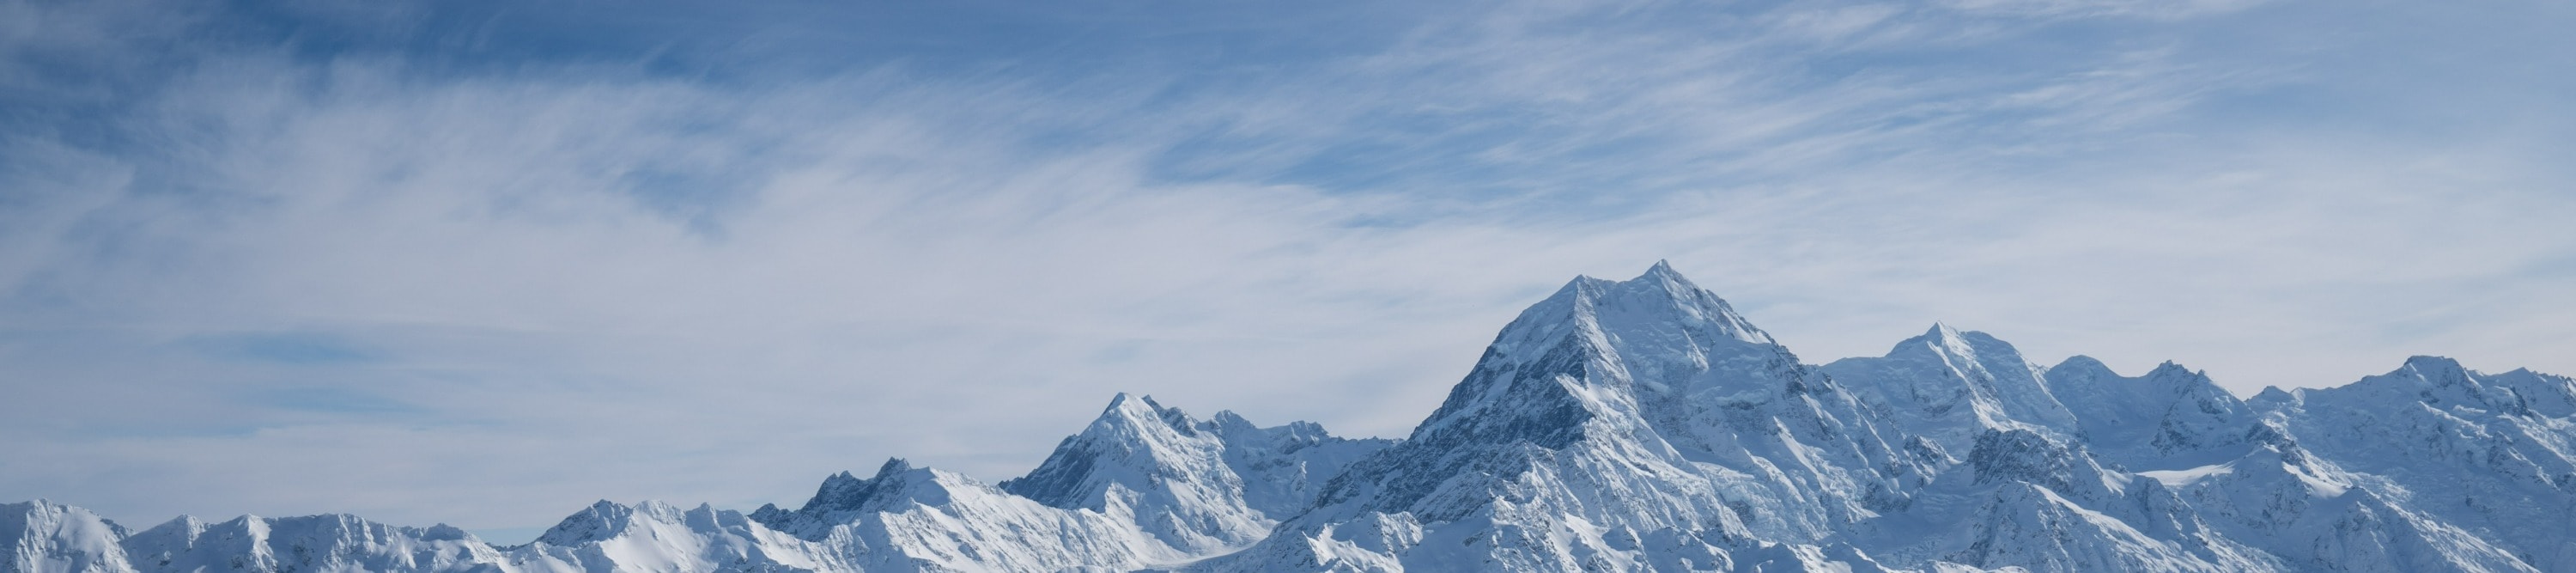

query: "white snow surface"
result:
(12, 261), (2576, 572)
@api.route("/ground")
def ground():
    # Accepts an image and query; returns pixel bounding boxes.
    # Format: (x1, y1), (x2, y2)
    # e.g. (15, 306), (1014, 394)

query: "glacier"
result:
(11, 261), (2576, 572)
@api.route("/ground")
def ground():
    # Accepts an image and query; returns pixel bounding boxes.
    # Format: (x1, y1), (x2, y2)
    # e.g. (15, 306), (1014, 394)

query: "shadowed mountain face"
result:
(13, 262), (2576, 572)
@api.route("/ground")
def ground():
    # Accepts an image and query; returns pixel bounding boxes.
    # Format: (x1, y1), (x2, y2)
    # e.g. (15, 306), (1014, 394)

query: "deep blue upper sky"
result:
(3, 0), (2570, 544)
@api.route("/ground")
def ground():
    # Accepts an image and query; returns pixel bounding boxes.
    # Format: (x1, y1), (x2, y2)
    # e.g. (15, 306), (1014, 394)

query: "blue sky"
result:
(3, 0), (2571, 544)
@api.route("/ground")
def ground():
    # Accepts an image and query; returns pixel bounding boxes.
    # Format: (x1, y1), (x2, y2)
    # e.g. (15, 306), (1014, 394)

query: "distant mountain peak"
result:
(1634, 258), (1695, 290)
(2403, 354), (2467, 372)
(1827, 323), (2081, 453)
(2145, 360), (2196, 376)
(2048, 355), (2117, 378)
(1093, 392), (1195, 436)
(1408, 263), (1789, 452)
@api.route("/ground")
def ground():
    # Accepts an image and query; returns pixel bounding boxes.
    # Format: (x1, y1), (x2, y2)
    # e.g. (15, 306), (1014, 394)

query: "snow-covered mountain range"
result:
(12, 262), (2576, 572)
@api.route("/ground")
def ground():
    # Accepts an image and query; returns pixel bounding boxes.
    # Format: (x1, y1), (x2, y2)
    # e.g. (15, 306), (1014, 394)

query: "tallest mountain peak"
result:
(1628, 259), (1710, 297)
(1417, 260), (1802, 447)
(1640, 259), (1686, 280)
(1560, 260), (1701, 293)
(1601, 260), (1771, 346)
(1507, 260), (1771, 356)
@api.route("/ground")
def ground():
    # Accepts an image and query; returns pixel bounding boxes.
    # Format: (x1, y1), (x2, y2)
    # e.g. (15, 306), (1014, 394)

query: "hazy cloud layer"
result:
(2, 0), (2569, 542)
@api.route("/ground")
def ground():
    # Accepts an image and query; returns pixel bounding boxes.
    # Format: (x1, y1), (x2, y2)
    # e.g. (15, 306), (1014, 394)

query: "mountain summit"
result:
(12, 263), (2575, 572)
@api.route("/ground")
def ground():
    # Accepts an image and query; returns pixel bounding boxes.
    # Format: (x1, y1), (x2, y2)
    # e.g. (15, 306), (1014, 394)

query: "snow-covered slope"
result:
(994, 393), (1392, 554)
(2044, 357), (2255, 471)
(1844, 427), (2277, 572)
(3, 502), (132, 573)
(10, 262), (2573, 572)
(1198, 261), (1931, 571)
(518, 499), (837, 572)
(1822, 325), (2081, 456)
(2251, 357), (2576, 571)
(748, 458), (1194, 571)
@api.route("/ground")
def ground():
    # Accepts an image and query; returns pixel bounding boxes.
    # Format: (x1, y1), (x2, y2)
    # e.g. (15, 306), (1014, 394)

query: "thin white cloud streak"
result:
(1939, 0), (2264, 20)
(1, 0), (2570, 541)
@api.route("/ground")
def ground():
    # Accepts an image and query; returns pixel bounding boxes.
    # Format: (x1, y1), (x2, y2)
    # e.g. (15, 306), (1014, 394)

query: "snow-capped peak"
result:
(2309, 356), (2535, 418)
(1824, 324), (2080, 454)
(999, 393), (1392, 554)
(1600, 261), (1775, 348)
(534, 500), (654, 546)
(1484, 263), (1774, 363)
(2046, 355), (2118, 381)
(2044, 357), (2251, 470)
